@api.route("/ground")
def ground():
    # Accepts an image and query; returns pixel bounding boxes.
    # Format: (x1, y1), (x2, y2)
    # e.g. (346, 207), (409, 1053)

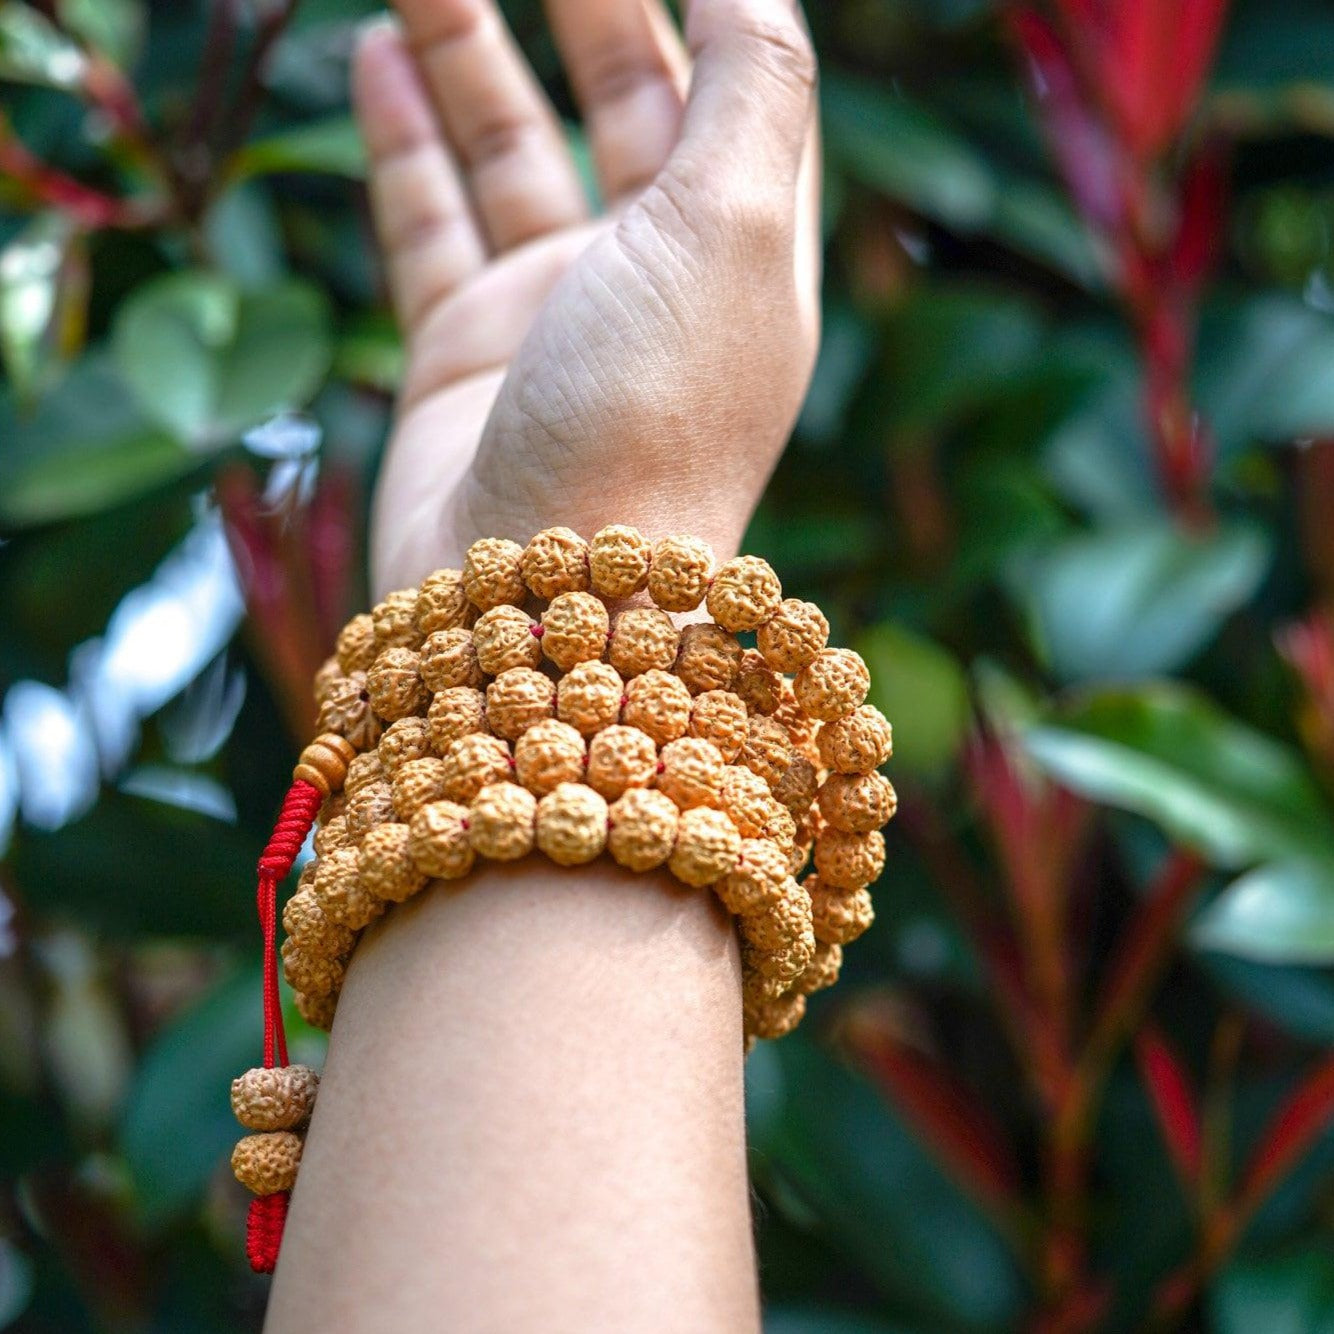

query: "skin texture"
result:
(265, 2), (819, 1330)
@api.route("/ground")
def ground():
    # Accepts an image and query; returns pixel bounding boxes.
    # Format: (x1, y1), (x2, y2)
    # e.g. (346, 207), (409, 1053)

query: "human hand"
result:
(353, 0), (821, 593)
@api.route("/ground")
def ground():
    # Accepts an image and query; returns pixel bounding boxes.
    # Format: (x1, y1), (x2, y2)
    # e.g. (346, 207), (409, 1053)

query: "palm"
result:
(354, 0), (820, 593)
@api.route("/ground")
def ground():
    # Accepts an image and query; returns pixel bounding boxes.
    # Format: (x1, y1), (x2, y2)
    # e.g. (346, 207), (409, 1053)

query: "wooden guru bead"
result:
(293, 732), (356, 798)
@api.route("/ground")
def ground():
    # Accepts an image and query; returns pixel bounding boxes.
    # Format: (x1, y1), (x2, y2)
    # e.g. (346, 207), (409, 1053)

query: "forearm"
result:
(265, 857), (759, 1334)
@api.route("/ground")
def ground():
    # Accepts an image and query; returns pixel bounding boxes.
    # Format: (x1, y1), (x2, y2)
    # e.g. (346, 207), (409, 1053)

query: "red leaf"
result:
(1135, 1025), (1202, 1184)
(1163, 0), (1231, 147)
(1007, 7), (1123, 231)
(843, 1006), (1023, 1219)
(1108, 0), (1183, 157)
(1238, 1054), (1334, 1214)
(1171, 139), (1229, 292)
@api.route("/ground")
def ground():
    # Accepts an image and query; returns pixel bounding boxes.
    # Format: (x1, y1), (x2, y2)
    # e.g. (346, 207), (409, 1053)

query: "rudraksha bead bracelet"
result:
(230, 526), (895, 1272)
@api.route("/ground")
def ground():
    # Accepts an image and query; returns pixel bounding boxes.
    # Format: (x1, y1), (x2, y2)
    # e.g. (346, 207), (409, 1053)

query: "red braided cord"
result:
(257, 780), (322, 1069)
(246, 1192), (289, 1273)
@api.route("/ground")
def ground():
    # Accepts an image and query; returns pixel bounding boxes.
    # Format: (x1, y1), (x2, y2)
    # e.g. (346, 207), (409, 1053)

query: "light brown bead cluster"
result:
(230, 1064), (319, 1196)
(298, 527), (895, 1050)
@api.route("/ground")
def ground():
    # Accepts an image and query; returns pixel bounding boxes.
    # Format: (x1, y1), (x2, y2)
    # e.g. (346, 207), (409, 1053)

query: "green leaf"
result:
(0, 428), (195, 526)
(55, 0), (142, 68)
(0, 210), (85, 401)
(112, 271), (332, 449)
(748, 1036), (1025, 1331)
(766, 1310), (927, 1334)
(0, 1), (86, 90)
(334, 312), (404, 392)
(1202, 956), (1334, 1044)
(856, 623), (970, 782)
(119, 965), (261, 1225)
(1008, 518), (1272, 682)
(1193, 859), (1334, 964)
(1023, 684), (1334, 868)
(1211, 1237), (1334, 1334)
(230, 116), (367, 181)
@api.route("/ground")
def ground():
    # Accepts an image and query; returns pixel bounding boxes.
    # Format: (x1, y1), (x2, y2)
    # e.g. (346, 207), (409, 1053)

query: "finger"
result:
(353, 20), (486, 330)
(394, 0), (588, 251)
(543, 0), (688, 204)
(675, 0), (815, 188)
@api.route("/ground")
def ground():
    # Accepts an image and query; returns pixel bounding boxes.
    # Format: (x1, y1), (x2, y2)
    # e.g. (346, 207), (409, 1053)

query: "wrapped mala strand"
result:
(231, 526), (896, 1273)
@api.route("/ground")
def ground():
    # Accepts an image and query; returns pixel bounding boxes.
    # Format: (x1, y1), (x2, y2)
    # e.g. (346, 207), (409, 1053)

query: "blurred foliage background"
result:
(3, 0), (1334, 1329)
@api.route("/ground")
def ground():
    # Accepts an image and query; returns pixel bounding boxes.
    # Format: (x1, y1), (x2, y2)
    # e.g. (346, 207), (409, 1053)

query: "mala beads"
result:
(231, 525), (896, 1273)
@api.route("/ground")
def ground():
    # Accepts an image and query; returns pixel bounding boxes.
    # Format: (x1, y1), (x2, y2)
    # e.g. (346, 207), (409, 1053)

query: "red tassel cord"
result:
(247, 778), (322, 1274)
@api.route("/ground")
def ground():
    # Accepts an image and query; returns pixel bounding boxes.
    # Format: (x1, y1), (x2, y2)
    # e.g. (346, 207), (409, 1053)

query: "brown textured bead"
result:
(345, 750), (385, 795)
(417, 567), (473, 635)
(794, 648), (871, 723)
(818, 771), (897, 833)
(463, 537), (526, 610)
(586, 724), (657, 800)
(742, 965), (787, 1009)
(688, 690), (749, 762)
(773, 754), (819, 814)
(345, 779), (396, 843)
(336, 613), (379, 673)
(787, 836), (812, 879)
(407, 800), (475, 879)
(469, 782), (537, 861)
(793, 940), (843, 995)
(231, 1065), (320, 1132)
(675, 622), (742, 695)
(313, 815), (351, 857)
(428, 686), (488, 752)
(808, 876), (876, 944)
(317, 671), (381, 751)
(319, 790), (346, 825)
(366, 646), (426, 721)
(313, 656), (342, 707)
(669, 807), (741, 887)
(706, 555), (783, 632)
(420, 627), (484, 692)
(295, 988), (337, 1031)
(773, 680), (821, 759)
(472, 604), (543, 676)
(535, 783), (609, 866)
(621, 668), (691, 746)
(439, 733), (513, 804)
(313, 845), (385, 929)
(740, 878), (813, 953)
(757, 598), (830, 672)
(391, 757), (451, 820)
(655, 736), (724, 810)
(232, 1131), (303, 1195)
(514, 718), (587, 795)
(715, 838), (789, 916)
(556, 660), (625, 736)
(486, 667), (556, 741)
(372, 589), (423, 650)
(745, 990), (806, 1041)
(816, 705), (894, 775)
(815, 828), (886, 890)
(607, 787), (679, 871)
(745, 936), (813, 984)
(281, 937), (345, 998)
(588, 524), (651, 598)
(359, 823), (428, 902)
(377, 717), (433, 778)
(739, 715), (793, 788)
(647, 534), (713, 612)
(719, 765), (774, 838)
(735, 649), (782, 716)
(538, 591), (607, 672)
(293, 732), (357, 798)
(607, 608), (679, 677)
(521, 526), (590, 599)
(282, 882), (355, 956)
(761, 797), (798, 850)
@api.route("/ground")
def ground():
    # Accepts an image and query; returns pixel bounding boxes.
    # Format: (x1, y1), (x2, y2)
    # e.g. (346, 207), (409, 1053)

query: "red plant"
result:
(1009, 0), (1231, 517)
